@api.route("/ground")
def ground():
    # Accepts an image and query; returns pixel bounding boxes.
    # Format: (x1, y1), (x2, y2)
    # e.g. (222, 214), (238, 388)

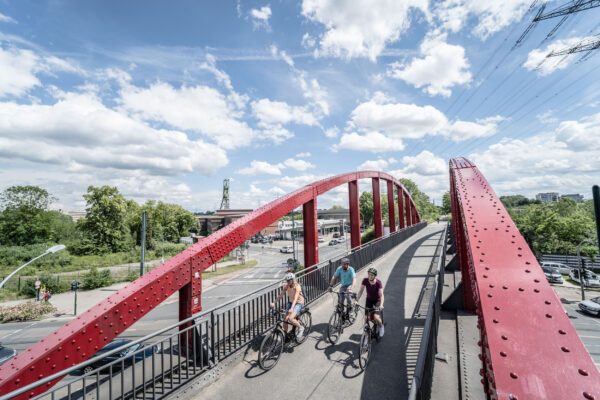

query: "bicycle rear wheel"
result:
(358, 330), (371, 370)
(296, 311), (312, 344)
(259, 330), (285, 370)
(327, 311), (342, 344)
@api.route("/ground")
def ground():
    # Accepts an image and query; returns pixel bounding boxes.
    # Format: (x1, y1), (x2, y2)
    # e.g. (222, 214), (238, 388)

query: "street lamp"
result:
(0, 244), (66, 289)
(576, 238), (598, 301)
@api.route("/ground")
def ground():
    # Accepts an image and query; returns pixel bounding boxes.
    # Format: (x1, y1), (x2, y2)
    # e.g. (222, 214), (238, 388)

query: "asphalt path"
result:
(563, 302), (600, 368)
(0, 235), (350, 352)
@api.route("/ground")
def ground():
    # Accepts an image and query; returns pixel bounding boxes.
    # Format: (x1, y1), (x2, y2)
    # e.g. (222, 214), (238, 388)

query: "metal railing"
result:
(408, 223), (448, 400)
(2, 223), (426, 400)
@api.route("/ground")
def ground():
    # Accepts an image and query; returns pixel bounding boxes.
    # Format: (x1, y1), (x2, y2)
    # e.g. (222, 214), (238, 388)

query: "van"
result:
(541, 261), (570, 275)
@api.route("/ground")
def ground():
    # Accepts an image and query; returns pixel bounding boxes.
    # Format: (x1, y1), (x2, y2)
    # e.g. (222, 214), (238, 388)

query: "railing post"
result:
(349, 180), (361, 249)
(303, 197), (319, 270)
(387, 180), (396, 233)
(372, 177), (383, 238)
(398, 186), (405, 229)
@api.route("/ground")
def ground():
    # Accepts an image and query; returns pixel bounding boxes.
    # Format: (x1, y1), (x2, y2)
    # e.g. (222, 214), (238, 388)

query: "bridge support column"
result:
(303, 198), (318, 269)
(372, 178), (383, 238)
(387, 180), (396, 233)
(398, 187), (405, 229)
(348, 180), (361, 249)
(405, 192), (412, 226)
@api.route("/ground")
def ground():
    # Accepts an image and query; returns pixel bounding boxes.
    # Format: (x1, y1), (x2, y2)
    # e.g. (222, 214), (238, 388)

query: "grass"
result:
(202, 260), (258, 278)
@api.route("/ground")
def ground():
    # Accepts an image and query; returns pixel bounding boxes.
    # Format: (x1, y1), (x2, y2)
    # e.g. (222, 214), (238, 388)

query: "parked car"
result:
(70, 339), (158, 375)
(541, 265), (563, 284)
(569, 269), (600, 288)
(541, 261), (571, 275)
(318, 236), (325, 243)
(328, 239), (338, 246)
(280, 246), (294, 254)
(337, 236), (346, 243)
(332, 232), (340, 239)
(0, 345), (16, 366)
(578, 296), (600, 317)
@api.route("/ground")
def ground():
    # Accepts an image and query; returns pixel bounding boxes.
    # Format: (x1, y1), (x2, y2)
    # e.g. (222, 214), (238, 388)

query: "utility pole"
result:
(140, 211), (147, 277)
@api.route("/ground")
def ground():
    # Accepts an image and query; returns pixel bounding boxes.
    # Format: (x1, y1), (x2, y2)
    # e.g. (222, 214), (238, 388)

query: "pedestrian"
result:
(43, 289), (51, 302)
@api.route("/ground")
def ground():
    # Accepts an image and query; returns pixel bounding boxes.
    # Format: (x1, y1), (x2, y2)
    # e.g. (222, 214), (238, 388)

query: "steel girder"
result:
(450, 158), (600, 400)
(0, 171), (419, 399)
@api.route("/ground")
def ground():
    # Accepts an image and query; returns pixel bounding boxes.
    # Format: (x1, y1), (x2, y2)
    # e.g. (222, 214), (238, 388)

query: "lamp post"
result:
(0, 245), (65, 289)
(576, 238), (597, 301)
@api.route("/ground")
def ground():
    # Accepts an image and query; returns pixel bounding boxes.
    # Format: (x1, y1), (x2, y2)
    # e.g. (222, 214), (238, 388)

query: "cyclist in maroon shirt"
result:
(355, 267), (385, 337)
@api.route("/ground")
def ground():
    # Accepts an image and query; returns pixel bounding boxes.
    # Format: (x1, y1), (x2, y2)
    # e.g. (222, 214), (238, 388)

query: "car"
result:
(328, 239), (338, 246)
(541, 261), (571, 275)
(337, 236), (346, 242)
(280, 246), (294, 254)
(70, 339), (158, 375)
(569, 269), (600, 288)
(541, 265), (563, 284)
(318, 236), (325, 243)
(578, 296), (600, 317)
(332, 232), (340, 239)
(0, 345), (16, 366)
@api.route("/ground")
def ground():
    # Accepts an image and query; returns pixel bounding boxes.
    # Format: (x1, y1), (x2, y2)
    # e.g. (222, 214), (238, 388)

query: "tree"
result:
(78, 186), (130, 254)
(399, 178), (440, 222)
(0, 186), (56, 245)
(441, 192), (451, 215)
(359, 192), (373, 226)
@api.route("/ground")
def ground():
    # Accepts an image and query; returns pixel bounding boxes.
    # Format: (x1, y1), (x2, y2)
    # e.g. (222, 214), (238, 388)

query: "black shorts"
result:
(365, 299), (381, 310)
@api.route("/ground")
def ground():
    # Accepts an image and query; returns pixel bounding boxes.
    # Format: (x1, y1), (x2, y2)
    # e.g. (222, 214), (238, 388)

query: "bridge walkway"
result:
(194, 224), (445, 400)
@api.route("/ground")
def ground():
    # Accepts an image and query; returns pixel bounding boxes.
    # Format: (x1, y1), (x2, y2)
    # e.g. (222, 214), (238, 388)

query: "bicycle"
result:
(258, 305), (312, 370)
(354, 303), (383, 370)
(327, 290), (358, 344)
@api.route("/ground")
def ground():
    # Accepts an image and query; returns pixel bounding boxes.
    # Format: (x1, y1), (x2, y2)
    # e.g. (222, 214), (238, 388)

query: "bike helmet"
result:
(367, 267), (378, 276)
(341, 257), (350, 264)
(284, 272), (295, 281)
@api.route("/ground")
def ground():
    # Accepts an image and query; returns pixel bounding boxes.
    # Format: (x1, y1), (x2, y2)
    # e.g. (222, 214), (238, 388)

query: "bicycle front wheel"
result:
(348, 305), (359, 325)
(259, 330), (285, 370)
(327, 311), (342, 344)
(358, 330), (371, 370)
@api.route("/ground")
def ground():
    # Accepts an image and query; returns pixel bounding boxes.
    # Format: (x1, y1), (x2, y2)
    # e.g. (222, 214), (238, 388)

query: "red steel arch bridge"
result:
(0, 159), (598, 400)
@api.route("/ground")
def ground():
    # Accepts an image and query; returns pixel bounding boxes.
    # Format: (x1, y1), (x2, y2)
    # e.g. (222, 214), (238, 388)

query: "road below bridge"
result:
(194, 224), (445, 400)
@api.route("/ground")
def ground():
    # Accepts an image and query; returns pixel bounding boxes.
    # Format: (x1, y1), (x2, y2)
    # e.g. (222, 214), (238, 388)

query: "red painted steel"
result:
(0, 171), (419, 399)
(450, 157), (600, 400)
(387, 180), (396, 233)
(405, 191), (412, 226)
(398, 186), (406, 229)
(372, 178), (383, 238)
(303, 197), (318, 269)
(348, 180), (361, 249)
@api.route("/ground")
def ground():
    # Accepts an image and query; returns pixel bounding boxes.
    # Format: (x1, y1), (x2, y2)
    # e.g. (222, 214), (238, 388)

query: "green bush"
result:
(82, 267), (113, 290)
(0, 301), (57, 322)
(361, 227), (376, 244)
(19, 272), (70, 297)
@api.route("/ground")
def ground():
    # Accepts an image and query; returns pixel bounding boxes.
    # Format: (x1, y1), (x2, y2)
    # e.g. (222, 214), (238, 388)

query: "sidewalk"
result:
(0, 258), (259, 318)
(196, 224), (444, 400)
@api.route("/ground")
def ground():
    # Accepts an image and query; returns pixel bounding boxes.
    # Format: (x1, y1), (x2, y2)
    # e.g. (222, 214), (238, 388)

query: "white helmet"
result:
(284, 272), (295, 281)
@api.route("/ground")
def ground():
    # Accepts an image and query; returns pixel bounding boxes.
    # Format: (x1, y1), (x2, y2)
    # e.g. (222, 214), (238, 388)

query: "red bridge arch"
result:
(0, 171), (419, 398)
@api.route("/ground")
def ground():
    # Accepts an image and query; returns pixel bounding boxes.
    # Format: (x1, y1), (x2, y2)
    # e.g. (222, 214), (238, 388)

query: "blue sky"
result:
(0, 0), (599, 212)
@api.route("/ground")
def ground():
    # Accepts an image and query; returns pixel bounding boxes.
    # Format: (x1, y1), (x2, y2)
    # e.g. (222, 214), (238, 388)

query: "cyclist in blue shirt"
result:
(328, 257), (356, 314)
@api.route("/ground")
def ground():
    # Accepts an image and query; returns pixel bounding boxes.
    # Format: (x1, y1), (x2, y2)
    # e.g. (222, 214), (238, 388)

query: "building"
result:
(276, 219), (347, 239)
(317, 208), (349, 221)
(195, 209), (278, 237)
(561, 194), (584, 202)
(535, 192), (559, 203)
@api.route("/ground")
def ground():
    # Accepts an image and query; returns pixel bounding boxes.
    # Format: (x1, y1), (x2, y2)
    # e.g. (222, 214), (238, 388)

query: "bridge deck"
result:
(194, 224), (445, 400)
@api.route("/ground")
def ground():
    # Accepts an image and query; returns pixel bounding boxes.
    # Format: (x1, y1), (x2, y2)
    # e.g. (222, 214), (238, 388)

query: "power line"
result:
(534, 0), (600, 21)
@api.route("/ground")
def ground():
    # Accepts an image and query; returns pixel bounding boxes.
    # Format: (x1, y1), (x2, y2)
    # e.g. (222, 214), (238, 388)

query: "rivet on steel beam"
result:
(558, 329), (566, 335)
(561, 346), (570, 352)
(510, 372), (518, 379)
(546, 313), (553, 318)
(579, 369), (589, 376)
(534, 289), (540, 293)
(582, 392), (595, 400)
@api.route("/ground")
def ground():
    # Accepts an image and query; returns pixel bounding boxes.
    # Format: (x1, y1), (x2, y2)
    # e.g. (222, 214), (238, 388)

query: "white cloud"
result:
(119, 81), (256, 149)
(296, 152), (311, 158)
(250, 5), (272, 30)
(401, 151), (447, 175)
(0, 13), (16, 24)
(523, 37), (594, 76)
(278, 174), (327, 189)
(358, 158), (397, 171)
(388, 35), (471, 97)
(270, 45), (294, 67)
(469, 112), (600, 196)
(334, 131), (406, 153)
(252, 98), (319, 126)
(435, 0), (531, 40)
(301, 0), (428, 60)
(324, 126), (339, 138)
(301, 33), (316, 49)
(0, 91), (229, 176)
(339, 94), (502, 150)
(281, 158), (315, 171)
(238, 160), (282, 176)
(390, 151), (448, 201)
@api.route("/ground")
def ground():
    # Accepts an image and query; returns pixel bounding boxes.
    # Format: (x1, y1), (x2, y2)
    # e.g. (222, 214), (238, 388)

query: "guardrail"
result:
(408, 223), (448, 400)
(1, 222), (426, 400)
